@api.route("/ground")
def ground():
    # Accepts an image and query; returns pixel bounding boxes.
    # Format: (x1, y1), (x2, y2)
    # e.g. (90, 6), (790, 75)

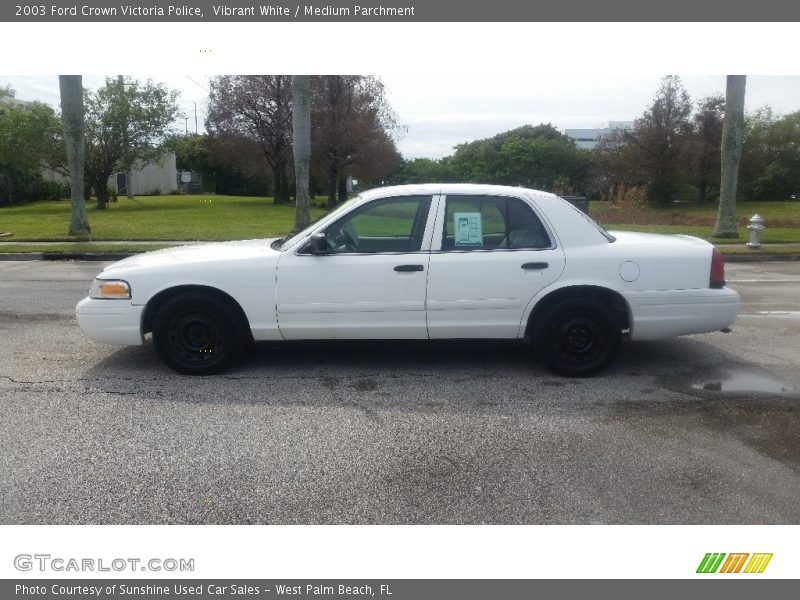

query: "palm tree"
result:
(59, 75), (90, 236)
(292, 75), (311, 231)
(713, 75), (746, 238)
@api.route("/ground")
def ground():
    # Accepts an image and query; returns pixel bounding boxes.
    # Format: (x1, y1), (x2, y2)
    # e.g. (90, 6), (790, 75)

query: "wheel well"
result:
(525, 285), (630, 338)
(142, 285), (253, 340)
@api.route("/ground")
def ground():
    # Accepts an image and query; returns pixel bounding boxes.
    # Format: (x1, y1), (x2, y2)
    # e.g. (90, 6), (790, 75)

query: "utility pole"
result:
(194, 101), (198, 135)
(118, 75), (134, 198)
(713, 75), (747, 238)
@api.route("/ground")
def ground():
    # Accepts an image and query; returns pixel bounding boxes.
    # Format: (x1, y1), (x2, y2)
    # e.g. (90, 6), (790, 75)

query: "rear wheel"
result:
(533, 297), (621, 377)
(152, 293), (245, 375)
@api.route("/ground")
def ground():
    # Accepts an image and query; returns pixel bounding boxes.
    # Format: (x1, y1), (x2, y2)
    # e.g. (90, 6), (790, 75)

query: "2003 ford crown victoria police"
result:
(76, 184), (739, 377)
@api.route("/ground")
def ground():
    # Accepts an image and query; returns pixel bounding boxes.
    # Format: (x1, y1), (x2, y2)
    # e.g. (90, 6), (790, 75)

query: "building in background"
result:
(0, 95), (30, 108)
(111, 154), (178, 196)
(43, 153), (178, 196)
(565, 121), (633, 150)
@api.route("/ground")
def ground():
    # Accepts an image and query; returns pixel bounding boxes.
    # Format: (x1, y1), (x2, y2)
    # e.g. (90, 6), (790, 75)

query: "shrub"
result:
(35, 180), (70, 201)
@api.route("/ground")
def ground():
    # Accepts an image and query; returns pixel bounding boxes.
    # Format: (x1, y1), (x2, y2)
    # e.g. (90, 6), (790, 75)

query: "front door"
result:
(276, 195), (435, 340)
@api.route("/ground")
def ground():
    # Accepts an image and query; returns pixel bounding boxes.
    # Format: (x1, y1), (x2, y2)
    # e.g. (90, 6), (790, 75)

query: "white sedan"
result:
(76, 184), (739, 377)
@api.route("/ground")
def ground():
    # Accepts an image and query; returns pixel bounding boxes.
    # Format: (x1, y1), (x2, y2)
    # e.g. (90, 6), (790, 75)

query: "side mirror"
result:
(308, 232), (330, 255)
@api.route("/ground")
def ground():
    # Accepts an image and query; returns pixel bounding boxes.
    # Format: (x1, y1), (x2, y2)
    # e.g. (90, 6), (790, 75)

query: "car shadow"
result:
(82, 335), (800, 412)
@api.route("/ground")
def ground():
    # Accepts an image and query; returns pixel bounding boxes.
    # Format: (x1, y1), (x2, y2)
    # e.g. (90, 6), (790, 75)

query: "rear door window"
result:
(441, 195), (551, 250)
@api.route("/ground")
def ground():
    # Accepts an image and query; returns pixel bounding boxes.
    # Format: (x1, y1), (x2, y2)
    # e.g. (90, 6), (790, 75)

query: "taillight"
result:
(710, 248), (725, 288)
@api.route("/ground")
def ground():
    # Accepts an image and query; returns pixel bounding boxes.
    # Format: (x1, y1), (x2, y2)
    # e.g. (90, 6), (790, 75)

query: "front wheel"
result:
(533, 297), (622, 377)
(152, 293), (245, 375)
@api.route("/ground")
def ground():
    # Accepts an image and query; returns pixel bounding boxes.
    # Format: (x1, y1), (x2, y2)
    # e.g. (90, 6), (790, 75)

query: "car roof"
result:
(357, 183), (561, 203)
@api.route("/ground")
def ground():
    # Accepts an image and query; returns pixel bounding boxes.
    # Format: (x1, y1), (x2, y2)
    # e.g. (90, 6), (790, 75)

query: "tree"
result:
(59, 75), (90, 235)
(738, 107), (773, 200)
(590, 127), (638, 199)
(0, 89), (65, 206)
(165, 133), (212, 174)
(385, 157), (457, 185)
(449, 124), (590, 193)
(624, 76), (693, 205)
(691, 95), (725, 204)
(714, 75), (746, 238)
(206, 133), (275, 196)
(207, 75), (293, 204)
(84, 76), (179, 209)
(739, 108), (800, 200)
(311, 76), (400, 207)
(292, 75), (311, 231)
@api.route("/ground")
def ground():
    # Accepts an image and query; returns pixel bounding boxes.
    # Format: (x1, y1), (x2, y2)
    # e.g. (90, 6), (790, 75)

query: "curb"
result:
(721, 253), (800, 262)
(40, 252), (134, 261)
(0, 252), (133, 261)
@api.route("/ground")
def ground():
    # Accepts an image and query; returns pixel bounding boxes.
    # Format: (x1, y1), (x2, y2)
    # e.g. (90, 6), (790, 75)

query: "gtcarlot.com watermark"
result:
(14, 554), (195, 573)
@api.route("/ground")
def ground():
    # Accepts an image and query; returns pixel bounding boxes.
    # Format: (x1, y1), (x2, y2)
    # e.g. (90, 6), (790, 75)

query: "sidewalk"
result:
(0, 239), (203, 261)
(0, 240), (202, 246)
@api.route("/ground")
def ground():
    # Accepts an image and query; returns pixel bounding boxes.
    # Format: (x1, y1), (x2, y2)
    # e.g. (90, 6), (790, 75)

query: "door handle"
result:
(394, 264), (424, 272)
(521, 262), (549, 270)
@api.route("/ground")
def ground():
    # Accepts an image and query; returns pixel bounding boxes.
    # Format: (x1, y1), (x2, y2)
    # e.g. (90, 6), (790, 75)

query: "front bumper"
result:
(75, 297), (144, 346)
(622, 286), (740, 341)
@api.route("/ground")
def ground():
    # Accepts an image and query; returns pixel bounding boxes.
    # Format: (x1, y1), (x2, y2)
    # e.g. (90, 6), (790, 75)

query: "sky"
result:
(3, 74), (800, 160)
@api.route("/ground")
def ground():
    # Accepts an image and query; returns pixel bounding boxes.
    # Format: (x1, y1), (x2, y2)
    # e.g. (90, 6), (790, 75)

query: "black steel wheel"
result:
(533, 297), (621, 377)
(152, 293), (245, 375)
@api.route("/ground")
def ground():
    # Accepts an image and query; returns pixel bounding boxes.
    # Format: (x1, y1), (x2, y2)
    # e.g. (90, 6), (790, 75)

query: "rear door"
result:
(426, 193), (565, 339)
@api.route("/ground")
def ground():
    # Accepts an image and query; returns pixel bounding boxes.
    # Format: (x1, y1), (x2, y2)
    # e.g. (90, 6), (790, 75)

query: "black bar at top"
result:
(2, 0), (799, 22)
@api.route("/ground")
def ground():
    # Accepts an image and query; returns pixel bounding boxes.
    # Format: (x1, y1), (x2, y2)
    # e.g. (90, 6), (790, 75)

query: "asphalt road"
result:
(1, 260), (799, 524)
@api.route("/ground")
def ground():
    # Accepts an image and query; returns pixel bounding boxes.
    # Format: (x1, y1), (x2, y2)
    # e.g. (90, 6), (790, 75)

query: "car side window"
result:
(323, 196), (432, 254)
(441, 195), (551, 250)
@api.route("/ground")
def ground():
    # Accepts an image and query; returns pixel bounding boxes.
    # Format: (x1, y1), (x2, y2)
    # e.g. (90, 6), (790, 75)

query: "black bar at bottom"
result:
(2, 580), (797, 600)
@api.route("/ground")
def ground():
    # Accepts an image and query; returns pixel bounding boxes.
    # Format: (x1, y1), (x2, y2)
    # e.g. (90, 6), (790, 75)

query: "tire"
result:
(533, 297), (622, 377)
(152, 293), (245, 375)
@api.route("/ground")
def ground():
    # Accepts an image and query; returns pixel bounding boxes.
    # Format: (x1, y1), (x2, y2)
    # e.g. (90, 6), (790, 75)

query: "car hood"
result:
(101, 239), (281, 275)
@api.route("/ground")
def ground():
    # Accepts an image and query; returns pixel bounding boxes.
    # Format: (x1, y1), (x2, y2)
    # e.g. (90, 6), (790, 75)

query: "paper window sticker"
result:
(453, 212), (483, 246)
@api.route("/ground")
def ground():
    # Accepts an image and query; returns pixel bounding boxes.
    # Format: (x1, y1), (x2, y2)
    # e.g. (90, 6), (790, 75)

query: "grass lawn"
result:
(591, 200), (800, 244)
(603, 223), (800, 244)
(590, 200), (800, 226)
(0, 194), (797, 248)
(0, 195), (326, 242)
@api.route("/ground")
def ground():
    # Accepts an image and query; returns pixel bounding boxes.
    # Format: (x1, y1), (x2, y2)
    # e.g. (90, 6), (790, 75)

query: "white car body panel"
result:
(76, 184), (740, 354)
(427, 247), (566, 338)
(622, 287), (740, 340)
(85, 240), (284, 342)
(76, 297), (144, 346)
(275, 252), (430, 339)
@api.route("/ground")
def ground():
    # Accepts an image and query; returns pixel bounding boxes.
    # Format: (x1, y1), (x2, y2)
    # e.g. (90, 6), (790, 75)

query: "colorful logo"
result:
(696, 553), (773, 574)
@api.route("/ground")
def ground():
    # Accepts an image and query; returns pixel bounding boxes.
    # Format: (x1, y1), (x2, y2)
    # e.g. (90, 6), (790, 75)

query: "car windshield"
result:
(271, 197), (361, 251)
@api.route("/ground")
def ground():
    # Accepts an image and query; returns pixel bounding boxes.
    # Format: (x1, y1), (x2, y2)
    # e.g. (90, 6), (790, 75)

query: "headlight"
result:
(90, 279), (131, 299)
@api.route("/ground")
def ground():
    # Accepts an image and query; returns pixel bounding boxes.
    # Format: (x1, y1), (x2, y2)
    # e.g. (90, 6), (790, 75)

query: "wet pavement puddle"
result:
(692, 369), (800, 396)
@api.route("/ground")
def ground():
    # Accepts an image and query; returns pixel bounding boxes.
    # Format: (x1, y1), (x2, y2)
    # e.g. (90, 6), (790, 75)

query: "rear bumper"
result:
(622, 287), (740, 341)
(76, 297), (144, 346)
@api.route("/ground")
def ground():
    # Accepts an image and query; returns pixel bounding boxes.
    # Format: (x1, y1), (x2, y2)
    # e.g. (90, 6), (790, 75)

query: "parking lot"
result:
(1, 259), (799, 524)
